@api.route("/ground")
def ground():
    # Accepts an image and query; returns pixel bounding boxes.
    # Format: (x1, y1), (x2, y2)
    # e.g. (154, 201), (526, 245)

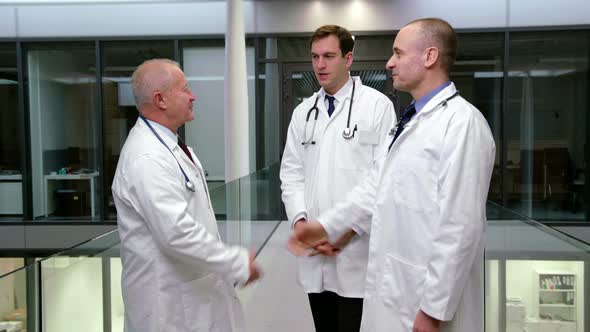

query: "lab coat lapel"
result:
(387, 83), (458, 151)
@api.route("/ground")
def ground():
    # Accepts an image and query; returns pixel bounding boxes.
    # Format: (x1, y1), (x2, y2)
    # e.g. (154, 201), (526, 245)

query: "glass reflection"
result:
(101, 41), (175, 219)
(451, 32), (504, 204)
(0, 44), (22, 220)
(26, 43), (98, 220)
(507, 30), (589, 221)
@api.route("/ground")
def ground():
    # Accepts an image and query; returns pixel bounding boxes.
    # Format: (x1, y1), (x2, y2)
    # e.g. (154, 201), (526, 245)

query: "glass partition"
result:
(101, 40), (176, 220)
(0, 163), (283, 331)
(26, 42), (99, 220)
(486, 202), (590, 332)
(0, 262), (30, 332)
(451, 32), (505, 204)
(506, 30), (590, 222)
(2, 199), (590, 331)
(0, 43), (22, 220)
(209, 162), (283, 251)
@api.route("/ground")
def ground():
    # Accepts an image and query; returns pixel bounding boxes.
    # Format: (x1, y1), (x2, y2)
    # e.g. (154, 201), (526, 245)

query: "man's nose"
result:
(385, 57), (395, 70)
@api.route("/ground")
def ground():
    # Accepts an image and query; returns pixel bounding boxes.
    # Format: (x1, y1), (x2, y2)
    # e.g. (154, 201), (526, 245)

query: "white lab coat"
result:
(318, 83), (495, 331)
(112, 118), (250, 332)
(280, 77), (395, 297)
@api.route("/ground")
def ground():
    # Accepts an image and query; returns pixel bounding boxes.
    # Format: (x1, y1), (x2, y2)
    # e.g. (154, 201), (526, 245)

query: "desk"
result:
(0, 174), (23, 215)
(44, 172), (99, 218)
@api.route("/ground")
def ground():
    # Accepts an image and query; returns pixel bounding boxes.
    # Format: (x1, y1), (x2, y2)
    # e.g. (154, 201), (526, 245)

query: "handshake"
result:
(287, 219), (357, 257)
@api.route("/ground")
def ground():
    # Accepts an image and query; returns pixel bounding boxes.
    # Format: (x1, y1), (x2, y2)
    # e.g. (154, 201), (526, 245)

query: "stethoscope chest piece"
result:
(342, 127), (354, 139)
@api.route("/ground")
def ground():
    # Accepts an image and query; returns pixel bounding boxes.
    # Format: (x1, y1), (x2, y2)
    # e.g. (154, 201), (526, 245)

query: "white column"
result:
(224, 0), (250, 183)
(225, 0), (251, 246)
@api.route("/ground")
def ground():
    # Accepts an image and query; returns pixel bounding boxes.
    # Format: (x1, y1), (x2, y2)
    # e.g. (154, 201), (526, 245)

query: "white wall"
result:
(0, 6), (16, 37)
(183, 46), (256, 181)
(0, 0), (589, 39)
(41, 256), (103, 332)
(485, 260), (500, 332)
(110, 258), (124, 332)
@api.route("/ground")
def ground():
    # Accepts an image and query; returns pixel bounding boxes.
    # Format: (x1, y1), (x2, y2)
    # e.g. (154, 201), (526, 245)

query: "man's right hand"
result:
(245, 251), (262, 286)
(287, 220), (329, 256)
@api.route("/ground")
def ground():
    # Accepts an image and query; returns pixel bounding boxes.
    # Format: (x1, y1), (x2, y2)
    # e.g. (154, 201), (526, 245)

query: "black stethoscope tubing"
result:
(302, 79), (356, 146)
(140, 115), (196, 192)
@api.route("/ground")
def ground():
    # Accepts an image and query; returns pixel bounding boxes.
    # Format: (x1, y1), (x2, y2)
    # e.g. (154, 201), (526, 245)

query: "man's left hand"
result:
(287, 220), (328, 256)
(310, 229), (357, 257)
(413, 310), (441, 332)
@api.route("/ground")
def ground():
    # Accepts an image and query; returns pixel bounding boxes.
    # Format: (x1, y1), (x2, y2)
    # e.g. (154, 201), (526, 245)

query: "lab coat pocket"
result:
(180, 274), (227, 332)
(358, 130), (379, 145)
(379, 254), (426, 315)
(336, 135), (374, 172)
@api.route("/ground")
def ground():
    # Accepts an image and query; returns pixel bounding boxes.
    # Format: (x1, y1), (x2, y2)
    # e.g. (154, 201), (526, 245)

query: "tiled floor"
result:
(238, 221), (315, 332)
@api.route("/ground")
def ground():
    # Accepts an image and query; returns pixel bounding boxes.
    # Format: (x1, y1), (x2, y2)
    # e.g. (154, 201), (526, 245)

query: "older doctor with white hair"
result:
(112, 59), (261, 332)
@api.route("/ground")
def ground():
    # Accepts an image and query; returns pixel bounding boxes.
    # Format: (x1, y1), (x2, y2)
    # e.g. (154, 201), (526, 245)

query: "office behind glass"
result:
(0, 27), (587, 224)
(0, 44), (22, 219)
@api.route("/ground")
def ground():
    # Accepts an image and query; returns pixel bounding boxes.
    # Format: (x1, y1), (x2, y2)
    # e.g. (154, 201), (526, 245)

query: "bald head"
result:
(131, 59), (181, 111)
(405, 18), (457, 72)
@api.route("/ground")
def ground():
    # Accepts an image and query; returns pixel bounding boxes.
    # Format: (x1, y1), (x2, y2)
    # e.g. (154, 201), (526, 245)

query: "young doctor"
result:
(112, 59), (261, 332)
(290, 18), (496, 332)
(280, 25), (395, 332)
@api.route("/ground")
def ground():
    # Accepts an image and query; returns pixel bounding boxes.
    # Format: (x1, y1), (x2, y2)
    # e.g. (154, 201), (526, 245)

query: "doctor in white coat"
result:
(291, 18), (495, 332)
(112, 59), (261, 332)
(281, 25), (395, 332)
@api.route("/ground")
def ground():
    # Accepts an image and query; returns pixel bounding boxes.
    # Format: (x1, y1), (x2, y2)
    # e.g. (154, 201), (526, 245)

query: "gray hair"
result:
(131, 58), (181, 109)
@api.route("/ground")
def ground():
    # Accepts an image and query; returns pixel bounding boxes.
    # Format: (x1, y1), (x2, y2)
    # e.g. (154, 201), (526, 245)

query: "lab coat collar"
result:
(390, 82), (458, 148)
(408, 82), (458, 124)
(138, 117), (179, 149)
(318, 76), (357, 104)
(317, 76), (362, 121)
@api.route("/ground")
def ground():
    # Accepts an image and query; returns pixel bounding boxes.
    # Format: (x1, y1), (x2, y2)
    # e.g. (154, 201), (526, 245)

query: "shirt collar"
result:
(144, 118), (178, 145)
(319, 76), (353, 103)
(414, 81), (452, 113)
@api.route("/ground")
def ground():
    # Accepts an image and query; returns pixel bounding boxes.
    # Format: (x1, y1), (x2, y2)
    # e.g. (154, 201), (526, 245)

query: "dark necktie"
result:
(326, 95), (336, 117)
(177, 138), (195, 164)
(388, 103), (417, 151)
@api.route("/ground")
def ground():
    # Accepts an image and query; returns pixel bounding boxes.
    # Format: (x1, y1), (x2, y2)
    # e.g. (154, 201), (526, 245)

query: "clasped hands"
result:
(287, 219), (356, 257)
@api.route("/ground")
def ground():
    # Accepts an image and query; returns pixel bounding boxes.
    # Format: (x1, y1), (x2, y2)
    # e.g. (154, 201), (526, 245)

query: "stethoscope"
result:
(301, 79), (357, 146)
(140, 115), (196, 192)
(388, 91), (460, 137)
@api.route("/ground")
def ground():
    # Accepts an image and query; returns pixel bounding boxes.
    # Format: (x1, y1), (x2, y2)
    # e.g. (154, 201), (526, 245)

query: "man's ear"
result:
(424, 47), (440, 69)
(153, 91), (167, 109)
(345, 51), (354, 69)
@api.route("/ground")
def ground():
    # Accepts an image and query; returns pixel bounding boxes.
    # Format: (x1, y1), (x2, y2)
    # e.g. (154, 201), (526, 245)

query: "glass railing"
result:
(0, 163), (283, 332)
(2, 188), (590, 331)
(485, 201), (589, 332)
